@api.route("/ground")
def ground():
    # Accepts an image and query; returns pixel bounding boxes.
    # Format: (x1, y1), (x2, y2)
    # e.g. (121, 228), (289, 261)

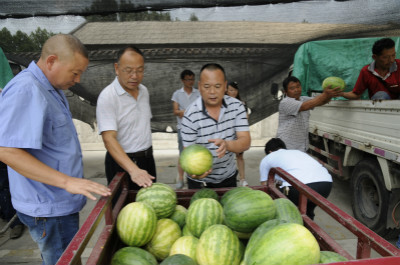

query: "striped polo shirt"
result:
(181, 95), (249, 183)
(276, 95), (313, 152)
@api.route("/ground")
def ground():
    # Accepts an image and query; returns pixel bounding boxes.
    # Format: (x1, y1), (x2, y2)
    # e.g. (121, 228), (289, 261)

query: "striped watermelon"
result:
(319, 251), (348, 263)
(170, 205), (187, 228)
(160, 254), (197, 265)
(190, 188), (219, 204)
(111, 247), (158, 265)
(116, 202), (157, 247)
(274, 198), (303, 225)
(136, 183), (177, 219)
(244, 223), (320, 265)
(182, 225), (194, 236)
(244, 219), (283, 259)
(145, 219), (182, 261)
(180, 144), (213, 176)
(196, 224), (243, 265)
(224, 189), (276, 233)
(186, 198), (224, 238)
(169, 235), (199, 262)
(220, 186), (252, 206)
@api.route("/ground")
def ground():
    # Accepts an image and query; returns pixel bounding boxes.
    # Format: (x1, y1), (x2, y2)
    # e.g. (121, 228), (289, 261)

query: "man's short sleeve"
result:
(0, 83), (46, 149)
(96, 88), (118, 134)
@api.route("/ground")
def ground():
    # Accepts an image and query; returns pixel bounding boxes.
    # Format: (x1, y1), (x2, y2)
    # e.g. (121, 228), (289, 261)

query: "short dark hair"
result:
(200, 63), (226, 80)
(264, 138), (286, 154)
(372, 38), (395, 56)
(282, 76), (301, 92)
(116, 45), (144, 62)
(180, 69), (195, 80)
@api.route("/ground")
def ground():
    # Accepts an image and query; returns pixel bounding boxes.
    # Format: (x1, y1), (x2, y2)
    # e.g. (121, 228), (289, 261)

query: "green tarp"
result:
(0, 47), (13, 90)
(292, 36), (400, 99)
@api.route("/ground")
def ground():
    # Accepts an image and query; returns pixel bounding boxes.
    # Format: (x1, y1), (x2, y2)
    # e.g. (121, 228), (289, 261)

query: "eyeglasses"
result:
(120, 67), (144, 76)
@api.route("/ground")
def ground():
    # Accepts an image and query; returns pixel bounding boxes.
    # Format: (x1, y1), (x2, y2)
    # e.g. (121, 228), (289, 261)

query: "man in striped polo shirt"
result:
(181, 63), (251, 188)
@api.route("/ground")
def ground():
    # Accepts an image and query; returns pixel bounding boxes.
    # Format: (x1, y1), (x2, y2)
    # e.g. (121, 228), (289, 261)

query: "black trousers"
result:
(0, 162), (22, 228)
(105, 149), (157, 190)
(283, 181), (332, 220)
(187, 170), (238, 189)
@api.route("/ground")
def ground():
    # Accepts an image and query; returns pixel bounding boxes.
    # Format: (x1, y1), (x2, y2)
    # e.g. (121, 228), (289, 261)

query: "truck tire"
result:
(351, 158), (389, 237)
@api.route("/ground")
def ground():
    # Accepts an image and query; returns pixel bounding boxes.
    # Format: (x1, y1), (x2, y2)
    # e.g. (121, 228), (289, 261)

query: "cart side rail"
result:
(267, 167), (400, 259)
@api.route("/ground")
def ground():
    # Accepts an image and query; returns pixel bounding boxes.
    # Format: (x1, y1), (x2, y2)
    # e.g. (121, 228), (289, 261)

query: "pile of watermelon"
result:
(112, 184), (348, 265)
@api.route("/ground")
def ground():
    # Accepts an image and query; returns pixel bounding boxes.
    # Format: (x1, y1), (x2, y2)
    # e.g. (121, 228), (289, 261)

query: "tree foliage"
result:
(0, 27), (55, 53)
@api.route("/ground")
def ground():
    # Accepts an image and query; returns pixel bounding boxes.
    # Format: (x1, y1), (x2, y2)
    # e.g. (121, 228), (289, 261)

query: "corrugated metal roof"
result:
(73, 21), (392, 45)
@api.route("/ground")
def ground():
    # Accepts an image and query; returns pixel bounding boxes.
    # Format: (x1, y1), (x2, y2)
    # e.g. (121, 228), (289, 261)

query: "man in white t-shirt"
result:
(171, 69), (200, 189)
(260, 138), (332, 220)
(96, 46), (155, 190)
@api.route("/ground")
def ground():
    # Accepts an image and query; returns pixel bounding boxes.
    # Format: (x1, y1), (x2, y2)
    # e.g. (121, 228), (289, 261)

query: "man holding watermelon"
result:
(340, 37), (400, 100)
(180, 63), (251, 188)
(277, 76), (340, 152)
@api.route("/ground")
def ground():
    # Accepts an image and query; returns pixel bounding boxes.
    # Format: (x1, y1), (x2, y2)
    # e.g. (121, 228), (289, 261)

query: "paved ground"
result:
(0, 142), (397, 264)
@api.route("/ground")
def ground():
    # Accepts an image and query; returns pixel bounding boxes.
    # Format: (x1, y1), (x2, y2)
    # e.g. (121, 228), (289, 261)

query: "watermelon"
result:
(274, 198), (303, 225)
(322, 76), (346, 91)
(116, 202), (157, 247)
(319, 251), (348, 263)
(180, 144), (213, 176)
(182, 225), (194, 236)
(136, 183), (177, 219)
(160, 254), (197, 265)
(233, 230), (252, 240)
(169, 236), (199, 263)
(220, 186), (252, 206)
(190, 188), (219, 204)
(186, 198), (224, 237)
(170, 205), (187, 228)
(111, 247), (157, 265)
(145, 219), (182, 261)
(244, 223), (320, 265)
(244, 219), (283, 257)
(224, 189), (276, 233)
(196, 224), (243, 265)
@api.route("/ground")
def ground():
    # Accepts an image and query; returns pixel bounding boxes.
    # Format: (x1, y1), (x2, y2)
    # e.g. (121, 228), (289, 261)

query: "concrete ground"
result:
(0, 141), (397, 264)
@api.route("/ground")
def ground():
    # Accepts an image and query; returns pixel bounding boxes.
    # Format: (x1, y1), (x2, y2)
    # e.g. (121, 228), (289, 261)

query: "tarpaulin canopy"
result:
(1, 0), (307, 18)
(292, 37), (400, 99)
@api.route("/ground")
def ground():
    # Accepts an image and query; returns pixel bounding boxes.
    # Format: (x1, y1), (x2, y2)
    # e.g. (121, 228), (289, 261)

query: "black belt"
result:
(127, 146), (153, 158)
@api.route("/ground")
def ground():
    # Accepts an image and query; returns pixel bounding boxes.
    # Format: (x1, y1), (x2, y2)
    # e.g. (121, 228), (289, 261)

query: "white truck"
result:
(288, 36), (400, 238)
(308, 100), (400, 238)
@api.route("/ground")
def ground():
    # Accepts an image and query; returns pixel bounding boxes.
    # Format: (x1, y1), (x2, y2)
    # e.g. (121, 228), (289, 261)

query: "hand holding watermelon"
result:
(322, 76), (346, 91)
(180, 144), (213, 178)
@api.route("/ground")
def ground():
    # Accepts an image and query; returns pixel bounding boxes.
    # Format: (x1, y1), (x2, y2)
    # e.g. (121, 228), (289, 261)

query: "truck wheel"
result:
(351, 158), (389, 237)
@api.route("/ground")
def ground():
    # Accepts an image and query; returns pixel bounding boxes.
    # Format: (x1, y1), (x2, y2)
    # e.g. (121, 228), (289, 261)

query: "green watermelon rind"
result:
(220, 186), (252, 206)
(180, 144), (213, 176)
(169, 235), (199, 263)
(186, 198), (224, 238)
(190, 188), (219, 205)
(322, 76), (346, 91)
(116, 202), (157, 247)
(111, 246), (158, 265)
(224, 190), (276, 233)
(160, 254), (197, 265)
(245, 223), (320, 265)
(136, 183), (177, 219)
(196, 224), (243, 265)
(274, 198), (304, 225)
(170, 205), (187, 228)
(145, 219), (182, 261)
